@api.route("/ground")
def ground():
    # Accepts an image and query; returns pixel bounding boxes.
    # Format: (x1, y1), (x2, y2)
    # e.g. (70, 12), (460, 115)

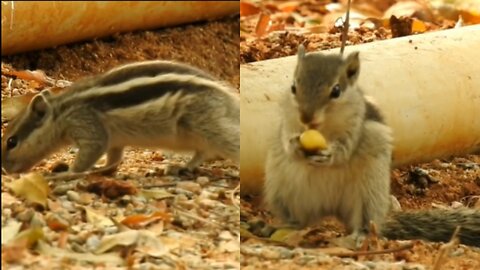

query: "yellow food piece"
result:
(299, 129), (327, 151)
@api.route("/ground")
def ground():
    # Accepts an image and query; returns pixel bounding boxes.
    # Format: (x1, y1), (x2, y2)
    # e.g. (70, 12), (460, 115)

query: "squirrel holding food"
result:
(2, 60), (239, 176)
(264, 45), (480, 247)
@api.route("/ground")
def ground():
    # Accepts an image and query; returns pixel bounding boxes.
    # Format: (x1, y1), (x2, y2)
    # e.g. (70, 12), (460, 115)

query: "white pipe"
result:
(240, 25), (480, 194)
(1, 1), (238, 55)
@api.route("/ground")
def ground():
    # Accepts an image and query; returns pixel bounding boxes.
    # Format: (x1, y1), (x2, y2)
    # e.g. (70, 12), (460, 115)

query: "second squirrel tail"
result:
(381, 208), (480, 247)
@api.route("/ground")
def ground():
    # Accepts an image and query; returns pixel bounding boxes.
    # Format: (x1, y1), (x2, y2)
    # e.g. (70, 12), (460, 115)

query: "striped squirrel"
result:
(264, 45), (480, 247)
(2, 60), (239, 175)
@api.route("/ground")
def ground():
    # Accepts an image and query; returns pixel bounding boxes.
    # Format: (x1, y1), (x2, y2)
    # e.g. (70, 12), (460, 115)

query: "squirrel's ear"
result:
(297, 45), (306, 61)
(345, 51), (360, 82)
(30, 93), (51, 119)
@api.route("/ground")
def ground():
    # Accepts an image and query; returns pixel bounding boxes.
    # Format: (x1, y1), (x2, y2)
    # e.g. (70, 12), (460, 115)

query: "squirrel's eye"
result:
(291, 85), (296, 94)
(6, 136), (18, 150)
(330, 84), (341, 99)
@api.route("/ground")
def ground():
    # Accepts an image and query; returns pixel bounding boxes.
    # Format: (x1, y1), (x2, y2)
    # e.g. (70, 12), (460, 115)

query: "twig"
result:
(432, 226), (461, 270)
(328, 242), (414, 258)
(340, 0), (352, 55)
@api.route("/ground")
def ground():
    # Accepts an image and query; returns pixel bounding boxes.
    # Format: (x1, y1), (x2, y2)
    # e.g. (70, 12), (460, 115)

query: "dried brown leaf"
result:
(121, 211), (172, 229)
(255, 13), (271, 37)
(240, 1), (261, 17)
(83, 206), (115, 228)
(2, 69), (52, 86)
(86, 178), (137, 199)
(7, 173), (49, 208)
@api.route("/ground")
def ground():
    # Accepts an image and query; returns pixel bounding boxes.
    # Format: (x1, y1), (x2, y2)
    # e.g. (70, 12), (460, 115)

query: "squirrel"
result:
(264, 45), (480, 247)
(2, 60), (239, 175)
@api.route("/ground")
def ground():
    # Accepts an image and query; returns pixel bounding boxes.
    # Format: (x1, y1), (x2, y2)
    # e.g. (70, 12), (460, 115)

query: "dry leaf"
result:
(135, 230), (169, 257)
(2, 69), (53, 86)
(86, 179), (137, 199)
(412, 18), (427, 33)
(95, 230), (168, 257)
(121, 211), (172, 229)
(83, 206), (115, 228)
(240, 1), (261, 17)
(37, 240), (123, 265)
(278, 1), (299, 13)
(1, 220), (22, 244)
(270, 228), (297, 242)
(255, 13), (271, 37)
(10, 227), (44, 248)
(7, 173), (49, 207)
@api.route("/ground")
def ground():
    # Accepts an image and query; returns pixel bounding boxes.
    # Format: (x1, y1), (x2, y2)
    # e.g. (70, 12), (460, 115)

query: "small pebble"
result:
(77, 193), (93, 205)
(196, 176), (209, 186)
(52, 182), (77, 195)
(177, 181), (202, 194)
(30, 212), (46, 227)
(85, 234), (101, 251)
(219, 230), (233, 241)
(66, 190), (81, 202)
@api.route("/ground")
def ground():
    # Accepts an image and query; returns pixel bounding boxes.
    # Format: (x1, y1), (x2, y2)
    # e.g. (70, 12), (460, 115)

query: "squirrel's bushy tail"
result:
(381, 209), (480, 247)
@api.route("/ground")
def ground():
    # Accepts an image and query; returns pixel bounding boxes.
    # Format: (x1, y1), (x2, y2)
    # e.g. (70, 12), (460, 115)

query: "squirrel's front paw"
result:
(289, 135), (332, 165)
(288, 135), (306, 158)
(306, 148), (332, 166)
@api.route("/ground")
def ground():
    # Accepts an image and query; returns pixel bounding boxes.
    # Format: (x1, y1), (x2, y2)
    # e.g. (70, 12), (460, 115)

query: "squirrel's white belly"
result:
(266, 151), (362, 226)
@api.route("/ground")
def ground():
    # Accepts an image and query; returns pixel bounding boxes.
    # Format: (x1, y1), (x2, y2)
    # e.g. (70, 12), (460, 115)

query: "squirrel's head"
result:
(291, 45), (360, 128)
(2, 90), (58, 173)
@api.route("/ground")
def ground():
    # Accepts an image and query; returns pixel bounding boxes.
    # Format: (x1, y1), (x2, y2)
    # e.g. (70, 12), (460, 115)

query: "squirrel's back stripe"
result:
(58, 73), (227, 111)
(66, 60), (216, 94)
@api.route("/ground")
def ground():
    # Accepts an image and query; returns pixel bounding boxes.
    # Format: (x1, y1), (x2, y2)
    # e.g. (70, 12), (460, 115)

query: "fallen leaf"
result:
(411, 18), (427, 33)
(255, 13), (271, 37)
(10, 227), (44, 248)
(135, 230), (169, 257)
(460, 10), (480, 24)
(83, 206), (115, 228)
(270, 228), (297, 242)
(95, 230), (168, 257)
(278, 1), (299, 13)
(37, 241), (123, 264)
(7, 173), (49, 207)
(121, 211), (172, 229)
(2, 69), (53, 86)
(86, 178), (137, 199)
(240, 1), (261, 17)
(1, 220), (22, 244)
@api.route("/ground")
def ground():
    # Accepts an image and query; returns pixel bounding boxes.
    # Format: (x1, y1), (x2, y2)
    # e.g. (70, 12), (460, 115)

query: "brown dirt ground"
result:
(239, 0), (480, 269)
(2, 15), (240, 269)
